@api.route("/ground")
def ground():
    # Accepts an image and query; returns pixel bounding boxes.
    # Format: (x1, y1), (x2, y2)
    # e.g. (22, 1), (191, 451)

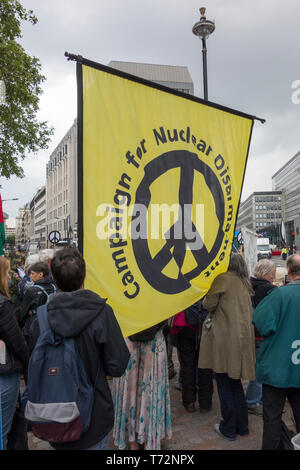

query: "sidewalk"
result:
(27, 359), (296, 451)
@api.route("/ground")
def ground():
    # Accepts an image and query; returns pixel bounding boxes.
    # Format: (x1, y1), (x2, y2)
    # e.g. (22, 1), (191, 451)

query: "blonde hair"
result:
(0, 257), (10, 298)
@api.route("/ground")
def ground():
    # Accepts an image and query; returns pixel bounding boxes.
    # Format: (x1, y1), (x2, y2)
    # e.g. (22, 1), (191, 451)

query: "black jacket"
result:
(250, 277), (277, 338)
(29, 289), (130, 450)
(0, 293), (29, 375)
(20, 276), (56, 329)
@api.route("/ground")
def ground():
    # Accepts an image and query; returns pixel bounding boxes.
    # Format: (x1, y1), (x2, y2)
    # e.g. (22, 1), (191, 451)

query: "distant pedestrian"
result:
(0, 257), (29, 450)
(18, 254), (39, 301)
(20, 262), (56, 354)
(245, 259), (277, 416)
(253, 254), (300, 450)
(199, 253), (255, 441)
(281, 247), (287, 260)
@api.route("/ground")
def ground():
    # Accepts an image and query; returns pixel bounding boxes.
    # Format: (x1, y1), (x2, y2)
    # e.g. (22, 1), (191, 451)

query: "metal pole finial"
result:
(200, 7), (206, 17)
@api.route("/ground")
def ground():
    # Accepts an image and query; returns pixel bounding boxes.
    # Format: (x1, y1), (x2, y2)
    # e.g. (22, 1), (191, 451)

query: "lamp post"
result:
(192, 7), (215, 101)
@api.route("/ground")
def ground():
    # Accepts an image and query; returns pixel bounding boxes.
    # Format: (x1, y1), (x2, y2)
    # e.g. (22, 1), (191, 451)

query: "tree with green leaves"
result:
(0, 0), (53, 178)
(6, 234), (15, 245)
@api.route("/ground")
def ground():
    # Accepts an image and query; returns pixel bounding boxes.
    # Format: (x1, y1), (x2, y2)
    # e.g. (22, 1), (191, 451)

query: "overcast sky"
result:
(2, 0), (300, 224)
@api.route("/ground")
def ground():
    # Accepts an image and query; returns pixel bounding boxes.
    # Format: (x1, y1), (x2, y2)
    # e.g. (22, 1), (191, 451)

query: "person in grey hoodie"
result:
(29, 247), (130, 450)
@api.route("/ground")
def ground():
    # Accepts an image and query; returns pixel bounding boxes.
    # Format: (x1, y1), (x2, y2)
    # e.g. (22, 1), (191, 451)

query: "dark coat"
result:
(20, 276), (56, 328)
(29, 289), (130, 450)
(18, 275), (33, 301)
(20, 278), (57, 350)
(250, 277), (277, 338)
(0, 293), (29, 375)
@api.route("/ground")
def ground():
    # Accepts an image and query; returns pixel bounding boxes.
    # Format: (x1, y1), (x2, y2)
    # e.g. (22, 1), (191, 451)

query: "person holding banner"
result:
(0, 257), (29, 450)
(112, 321), (172, 450)
(198, 253), (255, 441)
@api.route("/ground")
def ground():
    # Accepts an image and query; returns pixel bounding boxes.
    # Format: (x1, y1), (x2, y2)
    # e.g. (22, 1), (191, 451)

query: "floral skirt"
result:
(112, 329), (172, 450)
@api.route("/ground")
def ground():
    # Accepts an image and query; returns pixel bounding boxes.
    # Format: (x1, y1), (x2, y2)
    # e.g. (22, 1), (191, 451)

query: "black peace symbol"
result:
(131, 150), (225, 294)
(48, 231), (61, 244)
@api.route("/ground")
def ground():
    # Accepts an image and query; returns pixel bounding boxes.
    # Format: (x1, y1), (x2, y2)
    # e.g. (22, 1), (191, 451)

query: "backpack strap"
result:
(34, 284), (50, 300)
(37, 304), (49, 334)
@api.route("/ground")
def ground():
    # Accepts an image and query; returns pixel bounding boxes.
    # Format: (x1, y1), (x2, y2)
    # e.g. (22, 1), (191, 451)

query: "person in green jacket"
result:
(253, 254), (300, 450)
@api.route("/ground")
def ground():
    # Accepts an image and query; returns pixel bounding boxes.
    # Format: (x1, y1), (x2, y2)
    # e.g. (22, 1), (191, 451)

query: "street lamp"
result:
(2, 198), (19, 202)
(192, 7), (215, 101)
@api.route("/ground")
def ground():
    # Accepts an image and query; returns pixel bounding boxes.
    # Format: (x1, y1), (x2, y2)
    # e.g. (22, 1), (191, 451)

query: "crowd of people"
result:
(0, 246), (300, 451)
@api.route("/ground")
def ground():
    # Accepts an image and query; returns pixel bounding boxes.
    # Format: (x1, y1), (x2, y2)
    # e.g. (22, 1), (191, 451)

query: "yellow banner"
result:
(81, 63), (253, 337)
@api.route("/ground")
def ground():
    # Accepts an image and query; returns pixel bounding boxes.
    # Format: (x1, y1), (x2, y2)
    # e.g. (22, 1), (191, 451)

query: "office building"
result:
(108, 61), (194, 95)
(29, 186), (47, 249)
(236, 191), (283, 244)
(15, 205), (30, 249)
(272, 150), (300, 245)
(46, 119), (78, 245)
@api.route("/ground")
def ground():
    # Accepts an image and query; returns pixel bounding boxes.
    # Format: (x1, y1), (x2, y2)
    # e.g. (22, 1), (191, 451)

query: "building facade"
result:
(272, 150), (300, 245)
(5, 226), (16, 237)
(46, 119), (78, 246)
(30, 186), (47, 249)
(108, 61), (194, 95)
(236, 191), (283, 244)
(15, 205), (30, 249)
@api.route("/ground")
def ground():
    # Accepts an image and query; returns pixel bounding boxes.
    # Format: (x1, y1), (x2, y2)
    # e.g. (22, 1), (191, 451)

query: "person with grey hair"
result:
(39, 248), (55, 268)
(17, 254), (40, 301)
(245, 259), (277, 416)
(198, 253), (255, 441)
(39, 249), (56, 284)
(24, 254), (40, 276)
(253, 254), (300, 449)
